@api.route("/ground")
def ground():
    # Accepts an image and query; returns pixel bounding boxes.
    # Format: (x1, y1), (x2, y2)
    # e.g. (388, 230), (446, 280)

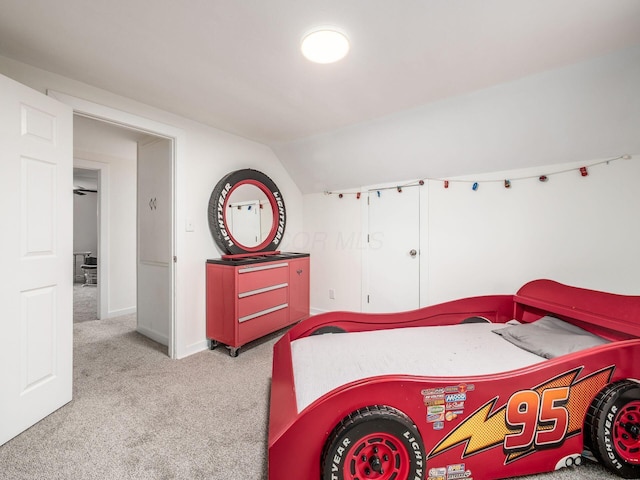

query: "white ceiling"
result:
(1, 0), (640, 192)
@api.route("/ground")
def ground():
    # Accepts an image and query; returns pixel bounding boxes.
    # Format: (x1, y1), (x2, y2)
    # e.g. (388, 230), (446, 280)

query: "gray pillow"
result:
(493, 316), (609, 359)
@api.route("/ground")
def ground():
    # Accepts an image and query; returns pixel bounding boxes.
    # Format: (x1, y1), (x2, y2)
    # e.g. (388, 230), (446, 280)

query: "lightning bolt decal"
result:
(428, 365), (615, 464)
(429, 397), (507, 458)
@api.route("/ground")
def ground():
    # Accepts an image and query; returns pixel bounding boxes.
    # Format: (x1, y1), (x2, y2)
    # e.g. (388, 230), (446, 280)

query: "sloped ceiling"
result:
(1, 0), (639, 192)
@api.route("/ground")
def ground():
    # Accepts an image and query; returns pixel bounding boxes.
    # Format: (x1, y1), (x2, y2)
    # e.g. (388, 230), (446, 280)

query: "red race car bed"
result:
(268, 279), (640, 480)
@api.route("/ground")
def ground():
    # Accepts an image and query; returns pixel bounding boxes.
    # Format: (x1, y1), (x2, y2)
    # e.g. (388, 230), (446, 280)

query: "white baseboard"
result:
(177, 339), (209, 359)
(136, 325), (168, 347)
(108, 306), (136, 318)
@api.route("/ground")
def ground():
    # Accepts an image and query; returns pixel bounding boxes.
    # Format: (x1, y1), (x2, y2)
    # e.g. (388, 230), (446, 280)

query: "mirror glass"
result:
(226, 184), (274, 248)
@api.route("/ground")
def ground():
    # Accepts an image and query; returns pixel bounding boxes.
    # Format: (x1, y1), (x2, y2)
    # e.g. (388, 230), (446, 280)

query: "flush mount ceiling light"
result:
(301, 27), (350, 64)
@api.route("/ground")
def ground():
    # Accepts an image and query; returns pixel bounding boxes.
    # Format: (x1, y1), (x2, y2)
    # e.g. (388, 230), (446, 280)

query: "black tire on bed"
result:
(585, 380), (640, 479)
(310, 326), (347, 336)
(320, 405), (425, 480)
(460, 316), (490, 324)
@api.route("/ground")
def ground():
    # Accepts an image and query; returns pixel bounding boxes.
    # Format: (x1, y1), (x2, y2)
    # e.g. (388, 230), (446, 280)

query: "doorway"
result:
(72, 113), (174, 356)
(72, 167), (99, 323)
(49, 89), (182, 358)
(363, 184), (422, 313)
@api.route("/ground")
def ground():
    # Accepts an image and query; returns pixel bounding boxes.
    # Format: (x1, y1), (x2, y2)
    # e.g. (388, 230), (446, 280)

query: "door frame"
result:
(48, 90), (183, 359)
(361, 181), (428, 311)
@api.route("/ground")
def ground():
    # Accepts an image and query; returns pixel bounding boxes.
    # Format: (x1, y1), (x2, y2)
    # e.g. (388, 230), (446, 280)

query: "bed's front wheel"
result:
(321, 405), (425, 480)
(585, 380), (640, 479)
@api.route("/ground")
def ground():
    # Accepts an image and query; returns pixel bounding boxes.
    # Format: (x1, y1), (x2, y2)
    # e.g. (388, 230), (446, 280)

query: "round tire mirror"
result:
(207, 169), (286, 255)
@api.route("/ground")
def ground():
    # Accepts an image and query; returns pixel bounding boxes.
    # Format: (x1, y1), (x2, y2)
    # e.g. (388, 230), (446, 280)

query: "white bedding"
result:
(291, 323), (545, 413)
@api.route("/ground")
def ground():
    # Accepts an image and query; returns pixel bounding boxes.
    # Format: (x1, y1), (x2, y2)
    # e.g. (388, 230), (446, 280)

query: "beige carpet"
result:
(0, 314), (273, 480)
(74, 282), (98, 323)
(0, 314), (623, 480)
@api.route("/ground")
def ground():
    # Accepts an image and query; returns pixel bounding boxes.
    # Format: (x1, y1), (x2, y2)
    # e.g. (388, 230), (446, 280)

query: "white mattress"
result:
(291, 323), (545, 413)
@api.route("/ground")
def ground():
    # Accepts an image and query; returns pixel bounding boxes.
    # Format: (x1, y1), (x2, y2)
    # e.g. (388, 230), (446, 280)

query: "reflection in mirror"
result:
(226, 184), (273, 248)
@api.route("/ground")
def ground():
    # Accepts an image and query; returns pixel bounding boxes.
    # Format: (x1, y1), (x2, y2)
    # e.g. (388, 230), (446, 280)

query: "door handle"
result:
(409, 249), (417, 258)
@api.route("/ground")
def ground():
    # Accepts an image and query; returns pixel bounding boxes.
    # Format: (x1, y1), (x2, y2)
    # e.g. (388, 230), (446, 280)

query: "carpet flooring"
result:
(0, 314), (625, 480)
(73, 283), (98, 323)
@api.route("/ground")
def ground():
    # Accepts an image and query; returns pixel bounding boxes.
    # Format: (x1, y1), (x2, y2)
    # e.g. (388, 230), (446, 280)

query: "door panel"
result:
(137, 137), (173, 347)
(0, 73), (73, 445)
(230, 201), (260, 246)
(21, 286), (56, 392)
(365, 187), (420, 313)
(22, 157), (56, 254)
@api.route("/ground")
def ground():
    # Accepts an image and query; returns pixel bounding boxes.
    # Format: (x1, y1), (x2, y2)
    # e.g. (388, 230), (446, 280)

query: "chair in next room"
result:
(81, 256), (98, 286)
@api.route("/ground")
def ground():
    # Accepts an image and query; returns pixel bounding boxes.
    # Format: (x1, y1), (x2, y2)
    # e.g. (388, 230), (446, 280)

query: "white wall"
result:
(276, 45), (640, 194)
(426, 156), (640, 303)
(291, 192), (365, 313)
(304, 155), (640, 313)
(0, 55), (305, 358)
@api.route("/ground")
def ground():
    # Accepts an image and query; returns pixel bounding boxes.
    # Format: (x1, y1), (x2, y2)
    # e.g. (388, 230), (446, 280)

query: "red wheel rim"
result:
(613, 400), (640, 464)
(343, 432), (410, 480)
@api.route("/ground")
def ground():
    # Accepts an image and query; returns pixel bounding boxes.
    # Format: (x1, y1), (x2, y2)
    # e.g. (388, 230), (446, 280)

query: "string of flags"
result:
(324, 154), (632, 198)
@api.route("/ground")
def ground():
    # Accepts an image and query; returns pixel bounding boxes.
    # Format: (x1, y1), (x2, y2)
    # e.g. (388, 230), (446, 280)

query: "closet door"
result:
(364, 186), (420, 313)
(137, 137), (173, 346)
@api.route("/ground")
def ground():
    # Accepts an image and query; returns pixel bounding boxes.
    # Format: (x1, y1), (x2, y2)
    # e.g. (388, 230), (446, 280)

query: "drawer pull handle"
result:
(296, 269), (303, 275)
(238, 283), (288, 298)
(238, 303), (288, 323)
(238, 262), (288, 274)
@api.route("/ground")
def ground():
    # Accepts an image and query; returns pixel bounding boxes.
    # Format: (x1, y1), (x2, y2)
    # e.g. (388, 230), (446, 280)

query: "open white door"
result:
(0, 74), (73, 445)
(364, 186), (421, 313)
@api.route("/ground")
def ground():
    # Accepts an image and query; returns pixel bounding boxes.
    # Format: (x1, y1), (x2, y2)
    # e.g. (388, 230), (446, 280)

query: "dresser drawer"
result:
(237, 262), (289, 293)
(238, 285), (288, 319)
(238, 305), (289, 345)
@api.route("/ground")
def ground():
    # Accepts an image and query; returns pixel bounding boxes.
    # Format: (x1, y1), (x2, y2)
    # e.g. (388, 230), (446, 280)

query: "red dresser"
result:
(206, 253), (310, 356)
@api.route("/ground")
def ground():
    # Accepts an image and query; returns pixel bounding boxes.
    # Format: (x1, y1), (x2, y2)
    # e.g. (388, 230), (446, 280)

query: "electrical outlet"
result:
(329, 288), (335, 300)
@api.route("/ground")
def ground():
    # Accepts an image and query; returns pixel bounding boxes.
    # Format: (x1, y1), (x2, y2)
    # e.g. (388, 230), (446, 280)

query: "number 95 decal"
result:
(505, 387), (569, 451)
(429, 366), (614, 464)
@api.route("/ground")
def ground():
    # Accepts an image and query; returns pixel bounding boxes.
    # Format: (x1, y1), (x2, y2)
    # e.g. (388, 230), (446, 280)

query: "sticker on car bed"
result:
(426, 464), (473, 480)
(447, 463), (471, 480)
(428, 412), (446, 423)
(445, 383), (475, 394)
(424, 393), (446, 407)
(427, 466), (446, 480)
(423, 387), (446, 395)
(428, 365), (614, 464)
(446, 411), (462, 421)
(445, 393), (467, 403)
